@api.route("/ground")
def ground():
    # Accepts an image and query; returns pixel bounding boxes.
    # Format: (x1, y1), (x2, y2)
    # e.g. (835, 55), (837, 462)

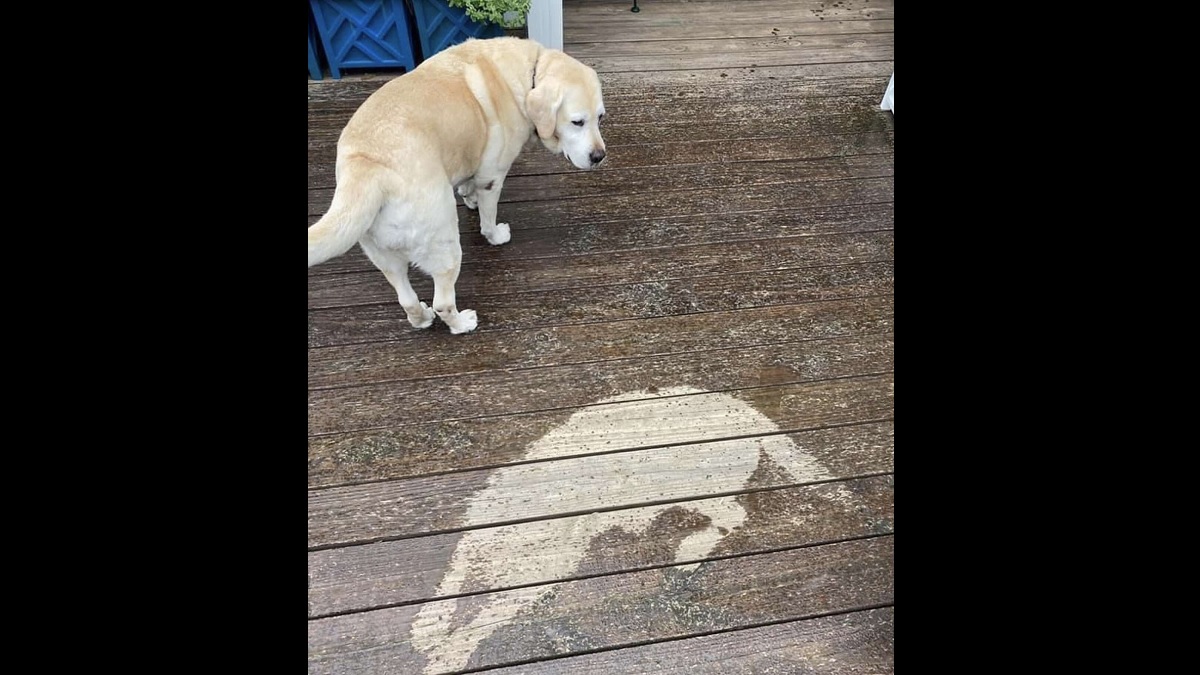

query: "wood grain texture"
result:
(308, 375), (894, 486)
(561, 2), (892, 38)
(309, 261), (893, 348)
(575, 33), (894, 73)
(564, 0), (894, 22)
(309, 199), (892, 280)
(309, 416), (894, 547)
(310, 474), (893, 616)
(309, 93), (890, 136)
(308, 184), (894, 278)
(309, 223), (893, 304)
(310, 296), (892, 388)
(322, 294), (872, 382)
(308, 62), (893, 116)
(568, 33), (893, 62)
(308, 536), (894, 674)
(485, 606), (895, 674)
(311, 130), (894, 186)
(309, 151), (892, 212)
(308, 95), (893, 157)
(308, 330), (893, 437)
(594, 61), (894, 100)
(566, 17), (894, 43)
(309, 174), (891, 236)
(307, 231), (893, 310)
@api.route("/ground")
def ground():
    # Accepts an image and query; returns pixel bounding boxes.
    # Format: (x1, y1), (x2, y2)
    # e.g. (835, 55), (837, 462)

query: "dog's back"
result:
(309, 38), (539, 269)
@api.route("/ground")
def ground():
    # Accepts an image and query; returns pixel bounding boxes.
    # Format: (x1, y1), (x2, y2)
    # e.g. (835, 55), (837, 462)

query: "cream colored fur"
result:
(307, 37), (607, 334)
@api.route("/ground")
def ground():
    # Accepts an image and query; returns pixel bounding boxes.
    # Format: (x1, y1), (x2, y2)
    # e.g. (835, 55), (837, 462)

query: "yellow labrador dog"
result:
(307, 37), (607, 334)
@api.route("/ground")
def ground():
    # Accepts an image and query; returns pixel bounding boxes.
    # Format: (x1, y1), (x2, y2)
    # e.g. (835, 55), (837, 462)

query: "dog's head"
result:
(526, 50), (607, 170)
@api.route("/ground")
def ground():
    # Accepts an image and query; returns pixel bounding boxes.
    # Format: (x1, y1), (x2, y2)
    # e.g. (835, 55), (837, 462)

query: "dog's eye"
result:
(572, 120), (585, 127)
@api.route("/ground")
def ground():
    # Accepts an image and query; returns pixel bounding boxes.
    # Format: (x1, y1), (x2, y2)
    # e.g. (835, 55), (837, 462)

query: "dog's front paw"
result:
(448, 309), (478, 334)
(484, 222), (511, 246)
(407, 302), (436, 329)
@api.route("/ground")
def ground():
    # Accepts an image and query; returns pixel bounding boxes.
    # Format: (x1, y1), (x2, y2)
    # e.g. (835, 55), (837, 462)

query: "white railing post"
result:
(528, 0), (563, 51)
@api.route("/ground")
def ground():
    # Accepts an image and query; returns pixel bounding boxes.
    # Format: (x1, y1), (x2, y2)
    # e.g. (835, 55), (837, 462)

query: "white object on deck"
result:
(881, 73), (894, 113)
(528, 0), (564, 51)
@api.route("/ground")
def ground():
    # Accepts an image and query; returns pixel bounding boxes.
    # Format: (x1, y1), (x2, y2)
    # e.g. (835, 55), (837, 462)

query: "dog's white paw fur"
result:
(484, 222), (511, 246)
(448, 309), (479, 334)
(407, 302), (436, 329)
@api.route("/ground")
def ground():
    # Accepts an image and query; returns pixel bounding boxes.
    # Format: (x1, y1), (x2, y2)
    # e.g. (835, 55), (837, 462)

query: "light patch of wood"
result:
(312, 538), (894, 674)
(409, 387), (848, 673)
(483, 607), (895, 674)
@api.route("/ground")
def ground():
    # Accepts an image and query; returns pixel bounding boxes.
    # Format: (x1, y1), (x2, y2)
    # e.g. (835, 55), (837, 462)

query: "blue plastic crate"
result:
(309, 0), (418, 79)
(308, 20), (323, 80)
(410, 0), (504, 63)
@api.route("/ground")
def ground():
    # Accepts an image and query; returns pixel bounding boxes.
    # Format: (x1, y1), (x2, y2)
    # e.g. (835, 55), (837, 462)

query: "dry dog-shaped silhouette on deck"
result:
(408, 386), (847, 673)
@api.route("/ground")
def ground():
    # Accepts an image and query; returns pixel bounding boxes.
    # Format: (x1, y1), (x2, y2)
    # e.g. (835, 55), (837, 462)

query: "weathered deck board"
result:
(310, 174), (890, 235)
(485, 606), (895, 674)
(311, 130), (894, 185)
(310, 296), (892, 388)
(309, 295), (892, 389)
(308, 536), (894, 674)
(308, 95), (892, 158)
(568, 32), (893, 61)
(308, 151), (891, 209)
(309, 261), (893, 348)
(309, 150), (891, 210)
(307, 231), (893, 309)
(308, 184), (894, 279)
(311, 127), (893, 187)
(308, 164), (890, 220)
(310, 200), (891, 276)
(566, 17), (894, 43)
(564, 0), (893, 22)
(575, 33), (894, 73)
(309, 413), (893, 548)
(561, 0), (892, 31)
(309, 474), (893, 617)
(308, 333), (893, 437)
(308, 93), (888, 136)
(308, 372), (893, 481)
(307, 61), (892, 112)
(309, 377), (892, 489)
(311, 208), (891, 289)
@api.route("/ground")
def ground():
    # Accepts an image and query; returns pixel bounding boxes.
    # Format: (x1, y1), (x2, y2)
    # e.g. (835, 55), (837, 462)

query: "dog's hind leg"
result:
(420, 186), (478, 335)
(473, 175), (511, 246)
(430, 260), (477, 334)
(360, 239), (436, 329)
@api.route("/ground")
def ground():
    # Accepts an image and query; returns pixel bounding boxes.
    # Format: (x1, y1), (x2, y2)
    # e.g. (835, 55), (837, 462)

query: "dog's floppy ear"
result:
(526, 82), (562, 140)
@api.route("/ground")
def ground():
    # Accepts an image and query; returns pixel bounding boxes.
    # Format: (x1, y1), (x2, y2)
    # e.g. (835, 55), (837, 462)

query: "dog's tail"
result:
(308, 162), (386, 267)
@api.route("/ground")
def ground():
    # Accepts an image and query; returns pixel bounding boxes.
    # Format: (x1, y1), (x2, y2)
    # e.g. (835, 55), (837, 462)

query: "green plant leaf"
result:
(446, 0), (532, 28)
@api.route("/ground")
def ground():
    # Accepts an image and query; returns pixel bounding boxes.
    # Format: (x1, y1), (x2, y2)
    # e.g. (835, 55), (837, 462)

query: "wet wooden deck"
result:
(308, 0), (894, 672)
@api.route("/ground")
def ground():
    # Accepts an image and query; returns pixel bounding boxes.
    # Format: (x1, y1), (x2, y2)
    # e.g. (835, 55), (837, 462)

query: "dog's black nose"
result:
(589, 149), (606, 166)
